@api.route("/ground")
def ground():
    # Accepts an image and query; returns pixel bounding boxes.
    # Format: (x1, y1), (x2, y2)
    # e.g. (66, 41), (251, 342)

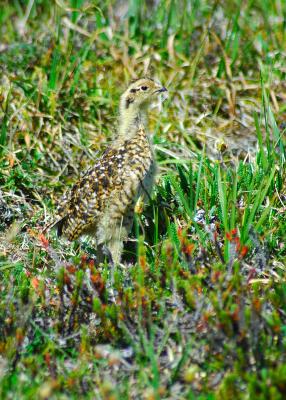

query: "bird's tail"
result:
(42, 216), (68, 237)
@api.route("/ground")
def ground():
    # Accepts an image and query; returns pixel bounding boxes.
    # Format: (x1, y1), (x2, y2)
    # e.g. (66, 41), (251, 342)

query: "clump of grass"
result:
(0, 1), (286, 398)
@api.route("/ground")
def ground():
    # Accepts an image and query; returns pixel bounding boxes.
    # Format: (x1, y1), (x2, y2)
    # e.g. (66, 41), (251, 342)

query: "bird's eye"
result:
(141, 86), (148, 91)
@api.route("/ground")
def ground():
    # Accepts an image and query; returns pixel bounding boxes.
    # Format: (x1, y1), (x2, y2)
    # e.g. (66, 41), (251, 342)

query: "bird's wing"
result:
(52, 141), (147, 239)
(52, 146), (117, 238)
(52, 125), (153, 240)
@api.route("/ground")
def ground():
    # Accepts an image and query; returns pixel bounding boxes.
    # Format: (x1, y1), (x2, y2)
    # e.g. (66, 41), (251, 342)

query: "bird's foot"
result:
(102, 244), (114, 266)
(106, 282), (117, 303)
(96, 244), (118, 302)
(105, 265), (118, 304)
(96, 244), (114, 266)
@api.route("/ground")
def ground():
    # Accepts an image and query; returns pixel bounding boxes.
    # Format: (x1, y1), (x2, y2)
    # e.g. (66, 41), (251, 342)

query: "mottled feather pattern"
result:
(55, 127), (153, 241)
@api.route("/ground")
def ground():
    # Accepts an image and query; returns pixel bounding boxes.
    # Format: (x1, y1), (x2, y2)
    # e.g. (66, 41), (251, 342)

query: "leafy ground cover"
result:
(0, 0), (285, 398)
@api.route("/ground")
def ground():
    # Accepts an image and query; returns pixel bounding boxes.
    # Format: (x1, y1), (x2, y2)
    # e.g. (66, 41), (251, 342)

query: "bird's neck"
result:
(116, 105), (148, 144)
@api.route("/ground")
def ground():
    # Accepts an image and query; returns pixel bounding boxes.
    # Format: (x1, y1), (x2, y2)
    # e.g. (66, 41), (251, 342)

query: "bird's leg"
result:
(108, 239), (123, 267)
(106, 238), (124, 301)
(103, 244), (114, 265)
(96, 242), (119, 303)
(96, 243), (113, 265)
(103, 244), (117, 302)
(97, 222), (126, 301)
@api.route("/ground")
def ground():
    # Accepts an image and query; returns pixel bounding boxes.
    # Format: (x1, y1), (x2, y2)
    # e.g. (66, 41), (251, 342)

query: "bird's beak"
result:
(154, 86), (167, 94)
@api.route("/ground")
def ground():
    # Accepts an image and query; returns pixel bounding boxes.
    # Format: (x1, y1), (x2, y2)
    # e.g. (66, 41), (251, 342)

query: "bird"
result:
(48, 77), (167, 265)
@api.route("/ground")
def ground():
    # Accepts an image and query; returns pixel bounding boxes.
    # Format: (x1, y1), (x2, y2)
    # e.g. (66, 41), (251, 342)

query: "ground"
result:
(0, 1), (286, 399)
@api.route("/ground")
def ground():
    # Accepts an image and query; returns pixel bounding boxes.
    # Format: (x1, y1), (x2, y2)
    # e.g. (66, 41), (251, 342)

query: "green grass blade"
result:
(217, 165), (229, 233)
(254, 111), (268, 170)
(242, 165), (276, 242)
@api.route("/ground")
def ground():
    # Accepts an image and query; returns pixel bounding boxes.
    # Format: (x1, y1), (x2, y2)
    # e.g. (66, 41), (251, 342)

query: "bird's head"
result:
(120, 77), (167, 113)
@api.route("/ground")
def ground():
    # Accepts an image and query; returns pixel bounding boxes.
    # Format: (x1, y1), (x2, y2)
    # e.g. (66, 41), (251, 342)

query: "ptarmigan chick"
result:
(51, 77), (167, 264)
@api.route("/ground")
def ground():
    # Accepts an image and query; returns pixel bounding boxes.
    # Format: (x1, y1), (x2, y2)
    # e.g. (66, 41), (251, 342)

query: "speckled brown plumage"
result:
(51, 77), (167, 264)
(56, 126), (153, 239)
